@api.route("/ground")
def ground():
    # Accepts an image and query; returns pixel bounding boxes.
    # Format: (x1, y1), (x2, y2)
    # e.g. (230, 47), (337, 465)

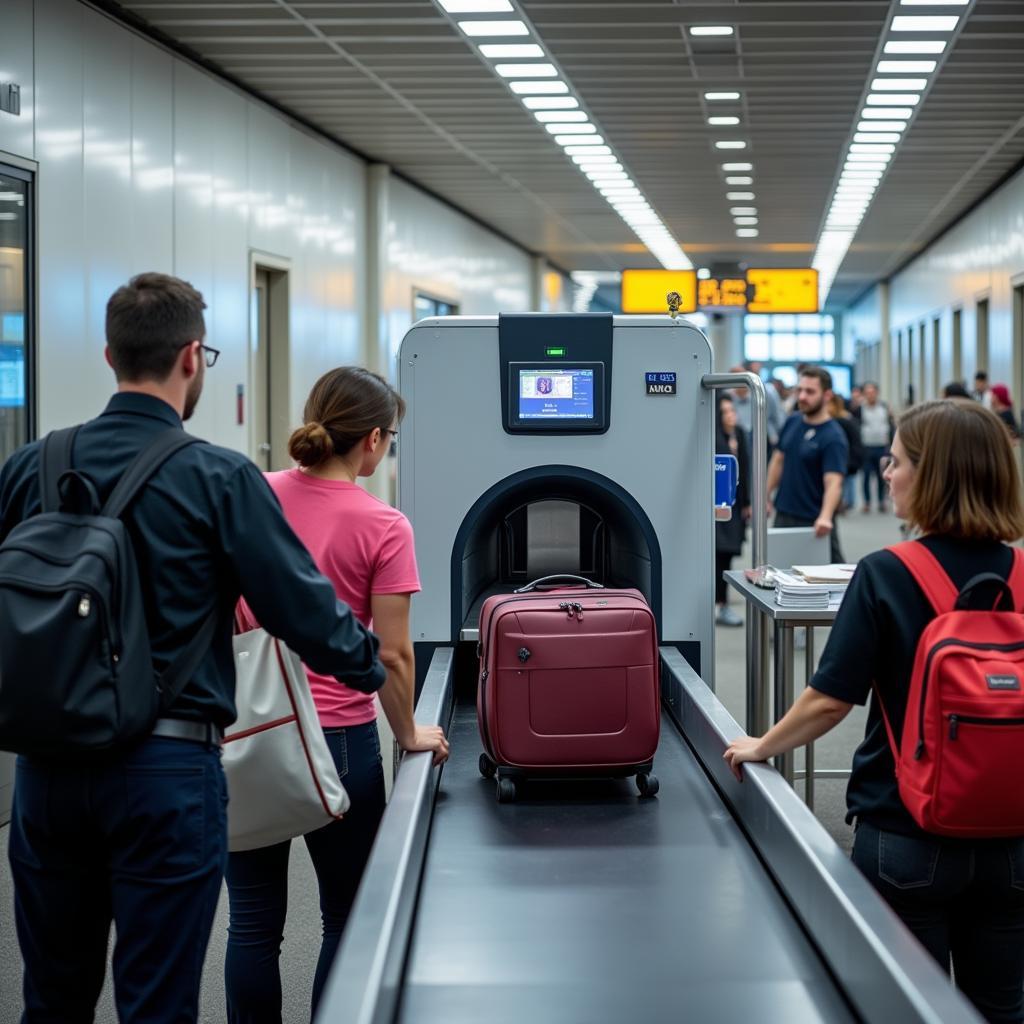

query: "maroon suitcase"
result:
(476, 575), (660, 802)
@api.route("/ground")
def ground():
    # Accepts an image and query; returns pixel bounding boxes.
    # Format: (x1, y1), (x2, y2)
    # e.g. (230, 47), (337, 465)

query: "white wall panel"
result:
(35, 0), (91, 431)
(384, 177), (531, 369)
(0, 0), (35, 162)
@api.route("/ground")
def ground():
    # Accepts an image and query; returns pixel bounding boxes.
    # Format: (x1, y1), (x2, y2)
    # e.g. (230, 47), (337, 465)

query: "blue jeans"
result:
(853, 821), (1024, 1022)
(224, 721), (386, 1023)
(8, 736), (227, 1023)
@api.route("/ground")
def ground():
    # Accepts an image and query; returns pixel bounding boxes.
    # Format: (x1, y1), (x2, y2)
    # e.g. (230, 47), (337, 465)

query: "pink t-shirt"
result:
(239, 469), (420, 727)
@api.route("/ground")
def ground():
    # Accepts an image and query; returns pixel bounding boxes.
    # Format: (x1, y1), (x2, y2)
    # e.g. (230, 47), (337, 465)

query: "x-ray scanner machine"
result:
(319, 314), (980, 1024)
(400, 313), (714, 685)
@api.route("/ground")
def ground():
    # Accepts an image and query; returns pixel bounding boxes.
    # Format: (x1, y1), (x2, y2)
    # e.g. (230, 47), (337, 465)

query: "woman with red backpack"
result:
(725, 398), (1024, 1023)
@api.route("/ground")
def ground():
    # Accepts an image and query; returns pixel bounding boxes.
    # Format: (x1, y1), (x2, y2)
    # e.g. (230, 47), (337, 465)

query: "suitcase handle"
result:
(514, 575), (605, 593)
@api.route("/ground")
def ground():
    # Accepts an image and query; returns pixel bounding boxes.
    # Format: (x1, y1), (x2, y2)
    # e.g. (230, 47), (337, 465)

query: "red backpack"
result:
(878, 541), (1024, 837)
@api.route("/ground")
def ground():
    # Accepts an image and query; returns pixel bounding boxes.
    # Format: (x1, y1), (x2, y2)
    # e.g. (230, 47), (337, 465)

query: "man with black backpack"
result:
(0, 273), (386, 1023)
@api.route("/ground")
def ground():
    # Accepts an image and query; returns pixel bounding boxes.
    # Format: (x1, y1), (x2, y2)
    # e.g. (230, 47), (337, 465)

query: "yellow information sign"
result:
(746, 268), (819, 314)
(698, 277), (748, 309)
(621, 269), (697, 314)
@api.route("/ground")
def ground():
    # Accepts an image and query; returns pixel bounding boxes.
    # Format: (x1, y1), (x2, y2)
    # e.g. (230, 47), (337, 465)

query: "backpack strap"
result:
(1007, 548), (1024, 613)
(885, 541), (959, 616)
(38, 427), (80, 514)
(871, 681), (901, 766)
(101, 428), (212, 713)
(102, 429), (202, 519)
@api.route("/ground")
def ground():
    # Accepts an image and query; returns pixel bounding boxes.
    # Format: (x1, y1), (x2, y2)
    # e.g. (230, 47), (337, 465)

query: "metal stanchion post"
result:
(773, 623), (795, 784)
(805, 627), (815, 810)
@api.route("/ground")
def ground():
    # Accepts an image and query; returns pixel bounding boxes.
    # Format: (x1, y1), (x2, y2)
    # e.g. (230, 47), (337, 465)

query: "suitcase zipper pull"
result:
(558, 600), (574, 619)
(574, 601), (584, 621)
(949, 714), (959, 741)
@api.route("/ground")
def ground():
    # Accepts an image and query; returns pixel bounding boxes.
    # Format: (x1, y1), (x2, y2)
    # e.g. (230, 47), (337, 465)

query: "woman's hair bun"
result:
(288, 421), (334, 467)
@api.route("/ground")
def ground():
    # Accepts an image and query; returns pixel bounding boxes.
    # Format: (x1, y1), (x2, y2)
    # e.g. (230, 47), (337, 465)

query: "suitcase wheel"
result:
(479, 753), (497, 780)
(636, 773), (660, 799)
(496, 778), (518, 804)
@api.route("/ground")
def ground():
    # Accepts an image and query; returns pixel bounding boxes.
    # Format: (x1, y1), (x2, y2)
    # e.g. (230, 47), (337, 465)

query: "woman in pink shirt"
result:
(225, 367), (449, 1023)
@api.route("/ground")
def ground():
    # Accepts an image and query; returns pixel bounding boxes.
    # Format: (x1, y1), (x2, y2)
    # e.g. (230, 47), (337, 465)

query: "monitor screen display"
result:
(517, 368), (595, 420)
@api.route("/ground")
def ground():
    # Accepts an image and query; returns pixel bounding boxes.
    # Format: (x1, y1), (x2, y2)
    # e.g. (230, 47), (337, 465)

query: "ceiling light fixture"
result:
(736, 228), (759, 237)
(876, 60), (936, 73)
(495, 62), (557, 78)
(890, 15), (960, 31)
(689, 25), (734, 36)
(479, 43), (543, 57)
(854, 132), (901, 143)
(899, 0), (967, 5)
(734, 217), (758, 226)
(870, 77), (927, 91)
(722, 162), (753, 172)
(458, 19), (529, 35)
(726, 191), (755, 200)
(730, 207), (757, 215)
(857, 120), (906, 132)
(441, 0), (690, 270)
(884, 40), (946, 53)
(715, 140), (748, 150)
(861, 106), (915, 118)
(866, 93), (920, 105)
(725, 176), (753, 185)
(705, 91), (742, 101)
(708, 116), (740, 126)
(521, 95), (578, 109)
(440, 0), (512, 10)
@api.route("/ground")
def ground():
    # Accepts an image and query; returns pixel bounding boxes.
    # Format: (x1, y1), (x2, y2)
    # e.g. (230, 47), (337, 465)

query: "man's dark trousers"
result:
(8, 735), (226, 1023)
(775, 511), (844, 564)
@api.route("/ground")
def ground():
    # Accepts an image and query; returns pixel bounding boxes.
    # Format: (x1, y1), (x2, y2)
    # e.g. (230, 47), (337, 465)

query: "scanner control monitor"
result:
(508, 362), (605, 432)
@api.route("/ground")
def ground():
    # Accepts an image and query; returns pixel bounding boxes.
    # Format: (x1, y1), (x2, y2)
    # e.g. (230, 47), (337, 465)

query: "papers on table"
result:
(790, 564), (857, 585)
(774, 570), (831, 609)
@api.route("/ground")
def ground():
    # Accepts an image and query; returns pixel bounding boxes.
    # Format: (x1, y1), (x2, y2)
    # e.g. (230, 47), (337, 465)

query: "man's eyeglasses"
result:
(179, 341), (220, 368)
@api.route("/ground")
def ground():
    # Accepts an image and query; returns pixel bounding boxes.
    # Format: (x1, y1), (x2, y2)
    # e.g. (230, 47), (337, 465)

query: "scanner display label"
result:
(518, 368), (595, 420)
(646, 371), (677, 395)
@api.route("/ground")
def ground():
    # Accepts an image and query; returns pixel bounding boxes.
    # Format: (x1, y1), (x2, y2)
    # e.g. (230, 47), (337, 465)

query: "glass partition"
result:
(0, 166), (31, 465)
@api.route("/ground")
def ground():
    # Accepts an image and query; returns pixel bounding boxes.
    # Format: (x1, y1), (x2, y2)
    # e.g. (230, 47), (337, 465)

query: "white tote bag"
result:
(224, 627), (350, 852)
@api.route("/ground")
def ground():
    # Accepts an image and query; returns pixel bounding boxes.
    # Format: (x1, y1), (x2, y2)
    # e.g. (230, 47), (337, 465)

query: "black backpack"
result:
(0, 426), (217, 758)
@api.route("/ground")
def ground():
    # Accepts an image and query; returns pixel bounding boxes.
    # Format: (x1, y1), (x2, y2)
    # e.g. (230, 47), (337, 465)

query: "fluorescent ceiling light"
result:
(722, 162), (753, 172)
(555, 134), (604, 146)
(861, 106), (914, 118)
(726, 191), (755, 200)
(876, 60), (936, 73)
(564, 144), (610, 155)
(509, 80), (568, 94)
(705, 91), (741, 101)
(522, 96), (577, 109)
(850, 143), (895, 153)
(441, 0), (512, 10)
(459, 19), (529, 36)
(715, 140), (747, 149)
(479, 43), (543, 57)
(730, 206), (757, 215)
(891, 15), (960, 31)
(495, 62), (556, 78)
(572, 154), (618, 165)
(545, 122), (595, 134)
(708, 116), (740, 126)
(736, 228), (759, 237)
(734, 217), (758, 225)
(847, 153), (891, 162)
(900, 0), (967, 5)
(855, 132), (901, 143)
(725, 176), (753, 185)
(690, 25), (734, 36)
(534, 110), (587, 122)
(858, 120), (906, 132)
(884, 40), (946, 53)
(866, 93), (920, 105)
(845, 161), (888, 170)
(870, 77), (927, 91)
(586, 169), (627, 180)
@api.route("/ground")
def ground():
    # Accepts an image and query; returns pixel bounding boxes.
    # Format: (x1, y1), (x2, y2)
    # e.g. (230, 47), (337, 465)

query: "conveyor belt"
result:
(319, 648), (981, 1024)
(397, 701), (853, 1023)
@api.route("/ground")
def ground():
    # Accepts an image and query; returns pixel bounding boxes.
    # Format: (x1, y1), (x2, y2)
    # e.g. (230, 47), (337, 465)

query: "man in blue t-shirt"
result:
(767, 365), (849, 563)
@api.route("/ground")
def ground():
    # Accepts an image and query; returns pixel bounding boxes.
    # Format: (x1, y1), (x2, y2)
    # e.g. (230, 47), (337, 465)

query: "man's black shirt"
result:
(811, 535), (1014, 835)
(0, 393), (386, 728)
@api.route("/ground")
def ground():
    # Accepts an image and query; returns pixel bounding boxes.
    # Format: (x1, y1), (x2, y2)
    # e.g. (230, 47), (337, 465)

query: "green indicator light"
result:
(545, 347), (566, 357)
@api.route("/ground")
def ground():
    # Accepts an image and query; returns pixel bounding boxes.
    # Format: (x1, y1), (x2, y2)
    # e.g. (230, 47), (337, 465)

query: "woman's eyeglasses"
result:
(385, 429), (398, 442)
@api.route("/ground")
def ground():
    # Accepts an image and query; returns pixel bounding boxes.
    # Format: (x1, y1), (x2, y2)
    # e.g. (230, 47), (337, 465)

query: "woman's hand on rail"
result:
(723, 736), (768, 782)
(400, 724), (450, 766)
